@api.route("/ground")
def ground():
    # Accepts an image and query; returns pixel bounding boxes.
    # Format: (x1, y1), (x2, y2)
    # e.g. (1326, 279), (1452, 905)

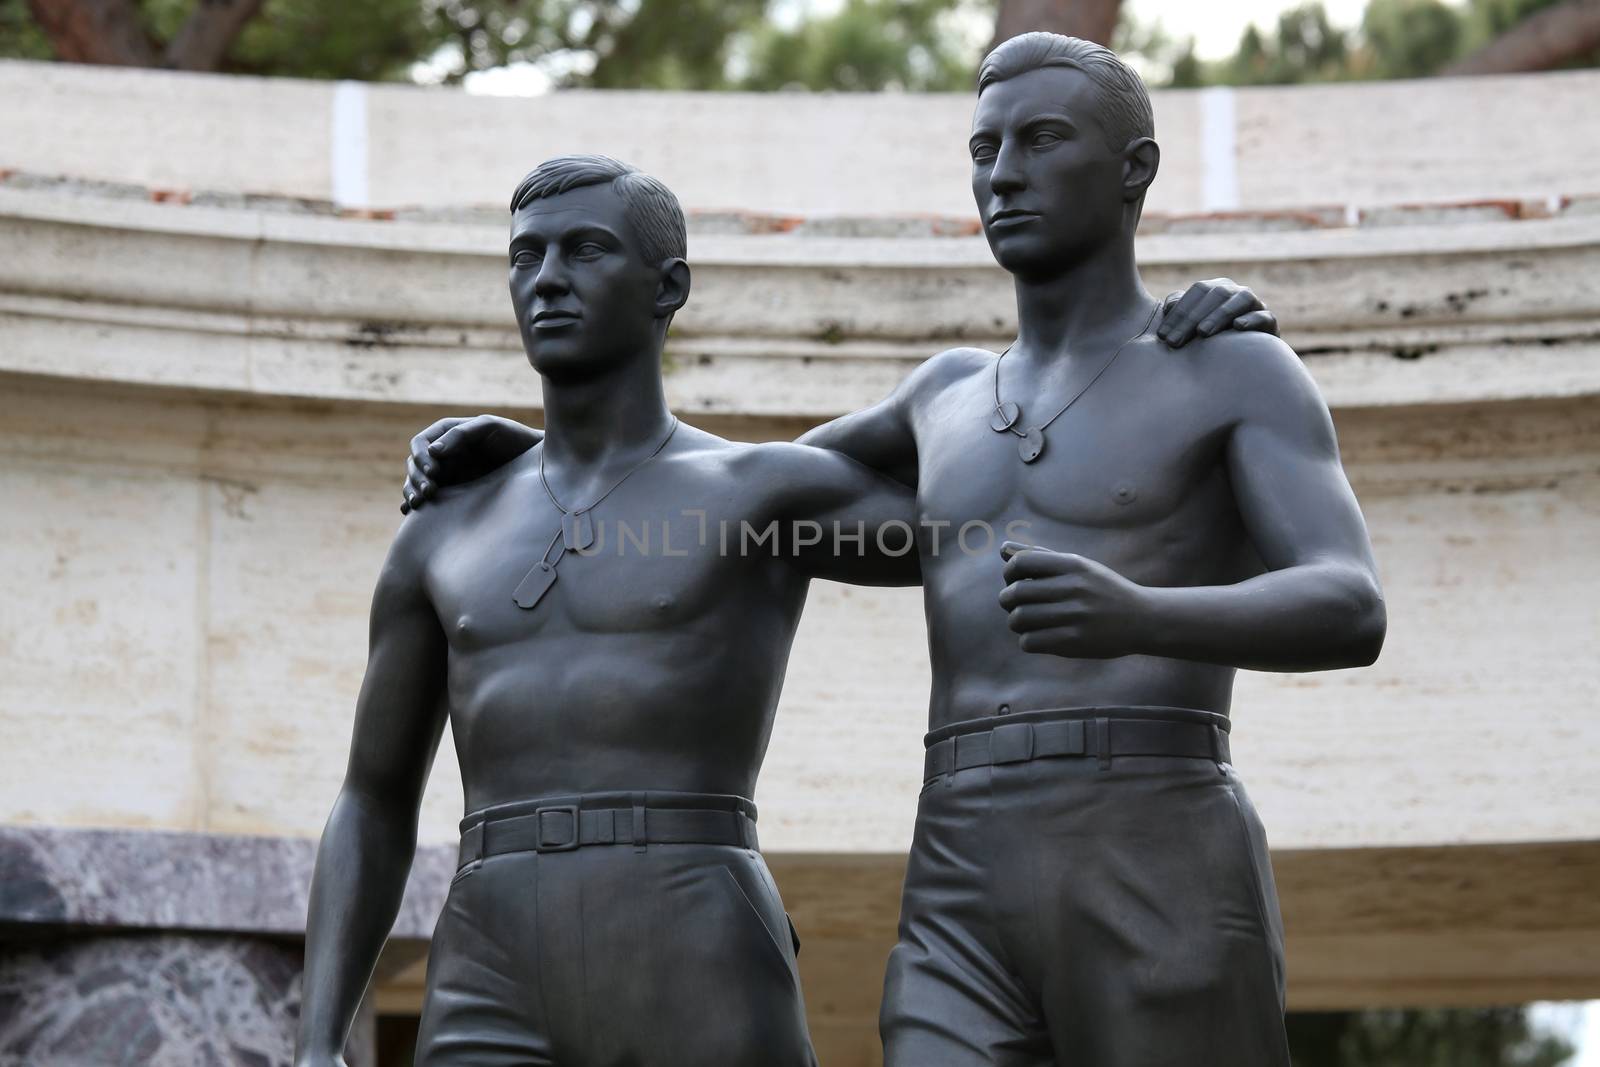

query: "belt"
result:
(923, 711), (1230, 782)
(457, 793), (759, 869)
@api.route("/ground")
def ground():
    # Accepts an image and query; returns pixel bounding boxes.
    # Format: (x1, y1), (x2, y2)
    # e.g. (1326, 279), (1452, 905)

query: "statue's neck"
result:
(1011, 239), (1151, 360)
(539, 362), (674, 468)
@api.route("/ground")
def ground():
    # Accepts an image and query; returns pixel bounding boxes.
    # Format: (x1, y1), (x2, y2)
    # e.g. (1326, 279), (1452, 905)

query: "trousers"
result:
(881, 708), (1291, 1067)
(414, 792), (817, 1066)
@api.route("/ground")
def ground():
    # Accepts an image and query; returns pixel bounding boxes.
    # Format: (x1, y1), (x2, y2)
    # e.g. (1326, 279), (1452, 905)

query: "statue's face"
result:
(508, 183), (665, 380)
(969, 65), (1131, 279)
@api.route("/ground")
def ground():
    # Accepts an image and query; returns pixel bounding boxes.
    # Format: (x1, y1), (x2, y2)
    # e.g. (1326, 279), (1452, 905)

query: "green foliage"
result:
(0, 0), (54, 61)
(1215, 2), (1353, 84)
(1157, 0), (1600, 87)
(228, 0), (443, 80)
(4, 0), (1596, 91)
(1362, 0), (1464, 78)
(1287, 1007), (1575, 1067)
(737, 0), (978, 91)
(0, 0), (980, 90)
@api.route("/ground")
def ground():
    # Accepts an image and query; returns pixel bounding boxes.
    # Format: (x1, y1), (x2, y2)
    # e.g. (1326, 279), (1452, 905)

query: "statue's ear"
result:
(1122, 137), (1160, 203)
(655, 258), (691, 318)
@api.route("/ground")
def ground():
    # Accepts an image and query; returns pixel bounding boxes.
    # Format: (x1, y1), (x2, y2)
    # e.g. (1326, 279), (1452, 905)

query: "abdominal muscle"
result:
(921, 546), (1238, 733)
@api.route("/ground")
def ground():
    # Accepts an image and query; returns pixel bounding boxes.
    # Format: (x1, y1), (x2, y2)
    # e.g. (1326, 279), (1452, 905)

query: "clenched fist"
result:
(998, 541), (1150, 659)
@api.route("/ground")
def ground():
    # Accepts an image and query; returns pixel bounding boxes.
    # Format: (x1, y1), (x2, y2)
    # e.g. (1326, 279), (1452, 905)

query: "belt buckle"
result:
(989, 722), (1034, 765)
(533, 805), (581, 852)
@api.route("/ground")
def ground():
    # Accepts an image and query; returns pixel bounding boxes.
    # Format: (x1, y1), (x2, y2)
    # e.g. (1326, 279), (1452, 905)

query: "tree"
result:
(1448, 0), (1600, 73)
(738, 0), (976, 92)
(1210, 2), (1353, 85)
(1, 0), (448, 79)
(1362, 0), (1465, 78)
(991, 0), (1120, 48)
(0, 0), (770, 83)
(18, 0), (267, 68)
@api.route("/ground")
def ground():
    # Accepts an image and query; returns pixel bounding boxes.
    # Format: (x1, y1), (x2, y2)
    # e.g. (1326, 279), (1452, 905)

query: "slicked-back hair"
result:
(978, 33), (1154, 154)
(509, 155), (687, 267)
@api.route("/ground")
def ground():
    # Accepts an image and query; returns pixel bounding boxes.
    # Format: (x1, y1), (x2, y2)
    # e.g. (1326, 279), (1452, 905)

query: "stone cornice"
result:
(3, 188), (1598, 416)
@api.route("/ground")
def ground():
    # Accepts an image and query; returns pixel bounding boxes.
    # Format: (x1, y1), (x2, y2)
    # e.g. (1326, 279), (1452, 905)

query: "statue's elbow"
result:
(1344, 576), (1387, 668)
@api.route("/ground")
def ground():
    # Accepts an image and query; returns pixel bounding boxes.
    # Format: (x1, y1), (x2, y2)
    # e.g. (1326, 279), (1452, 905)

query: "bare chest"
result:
(911, 356), (1229, 538)
(426, 475), (769, 652)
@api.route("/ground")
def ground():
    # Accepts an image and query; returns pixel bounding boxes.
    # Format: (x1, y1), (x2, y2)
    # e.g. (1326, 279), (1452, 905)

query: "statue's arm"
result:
(1001, 333), (1385, 670)
(754, 443), (922, 587)
(794, 361), (925, 489)
(295, 525), (448, 1066)
(1144, 334), (1385, 668)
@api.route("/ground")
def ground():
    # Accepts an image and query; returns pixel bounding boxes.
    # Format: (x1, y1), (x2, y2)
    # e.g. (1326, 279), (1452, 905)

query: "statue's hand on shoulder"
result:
(997, 541), (1149, 660)
(401, 414), (543, 512)
(1156, 277), (1278, 347)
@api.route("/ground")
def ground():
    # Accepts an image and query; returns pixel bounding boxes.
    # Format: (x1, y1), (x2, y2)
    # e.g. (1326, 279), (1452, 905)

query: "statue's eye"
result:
(574, 242), (607, 259)
(1032, 132), (1063, 149)
(512, 249), (541, 267)
(971, 142), (997, 163)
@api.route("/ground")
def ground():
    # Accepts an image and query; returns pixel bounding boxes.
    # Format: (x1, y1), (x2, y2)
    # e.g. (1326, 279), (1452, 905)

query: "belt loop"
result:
(459, 820), (484, 867)
(1211, 724), (1230, 773)
(1094, 717), (1111, 770)
(632, 792), (648, 853)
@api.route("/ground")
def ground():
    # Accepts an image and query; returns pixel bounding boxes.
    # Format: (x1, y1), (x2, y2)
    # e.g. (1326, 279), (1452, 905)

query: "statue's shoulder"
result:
(903, 346), (995, 399)
(1185, 328), (1326, 420)
(402, 447), (537, 546)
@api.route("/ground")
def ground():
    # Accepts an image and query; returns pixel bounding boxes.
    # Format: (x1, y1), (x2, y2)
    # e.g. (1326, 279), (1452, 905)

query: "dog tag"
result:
(989, 401), (1021, 433)
(1019, 428), (1045, 464)
(513, 561), (558, 610)
(561, 509), (595, 552)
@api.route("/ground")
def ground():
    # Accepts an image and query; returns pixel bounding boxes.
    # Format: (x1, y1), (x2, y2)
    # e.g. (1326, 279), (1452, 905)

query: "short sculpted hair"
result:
(978, 33), (1154, 153)
(509, 155), (687, 267)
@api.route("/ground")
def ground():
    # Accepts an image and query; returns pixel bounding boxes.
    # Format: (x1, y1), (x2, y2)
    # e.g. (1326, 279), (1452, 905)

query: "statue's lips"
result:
(531, 311), (581, 330)
(988, 210), (1040, 228)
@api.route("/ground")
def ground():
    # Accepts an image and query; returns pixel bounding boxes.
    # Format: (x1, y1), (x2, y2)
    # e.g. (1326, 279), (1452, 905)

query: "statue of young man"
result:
(294, 156), (923, 1067)
(405, 34), (1386, 1067)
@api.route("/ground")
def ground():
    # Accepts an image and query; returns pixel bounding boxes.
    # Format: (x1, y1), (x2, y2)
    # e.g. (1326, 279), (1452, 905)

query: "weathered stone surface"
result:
(3, 189), (1599, 419)
(0, 828), (452, 940)
(0, 933), (374, 1067)
(2, 61), (1597, 216)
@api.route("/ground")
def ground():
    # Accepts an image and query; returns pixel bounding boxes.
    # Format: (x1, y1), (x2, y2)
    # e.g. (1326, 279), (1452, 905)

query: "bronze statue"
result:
(369, 34), (1381, 1067)
(295, 157), (920, 1067)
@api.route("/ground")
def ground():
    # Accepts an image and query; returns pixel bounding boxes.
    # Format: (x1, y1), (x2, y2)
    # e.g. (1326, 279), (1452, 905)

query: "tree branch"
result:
(1445, 0), (1600, 75)
(991, 0), (1122, 51)
(24, 0), (158, 66)
(164, 0), (268, 71)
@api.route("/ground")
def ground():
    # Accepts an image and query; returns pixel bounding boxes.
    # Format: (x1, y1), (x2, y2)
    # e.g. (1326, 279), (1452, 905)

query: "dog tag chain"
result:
(989, 303), (1161, 464)
(512, 418), (680, 610)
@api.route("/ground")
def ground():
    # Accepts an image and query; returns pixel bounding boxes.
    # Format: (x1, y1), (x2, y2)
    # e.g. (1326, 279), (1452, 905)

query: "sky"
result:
(1128, 0), (1372, 58)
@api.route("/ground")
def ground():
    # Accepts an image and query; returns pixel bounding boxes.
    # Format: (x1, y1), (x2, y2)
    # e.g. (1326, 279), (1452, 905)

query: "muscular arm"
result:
(296, 524), (448, 1065)
(754, 443), (922, 586)
(794, 360), (925, 488)
(1003, 334), (1385, 672)
(1139, 336), (1386, 669)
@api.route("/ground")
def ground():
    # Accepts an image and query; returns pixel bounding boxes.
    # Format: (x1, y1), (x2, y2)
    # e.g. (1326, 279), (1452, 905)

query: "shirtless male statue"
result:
(294, 155), (923, 1067)
(401, 33), (1385, 1067)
